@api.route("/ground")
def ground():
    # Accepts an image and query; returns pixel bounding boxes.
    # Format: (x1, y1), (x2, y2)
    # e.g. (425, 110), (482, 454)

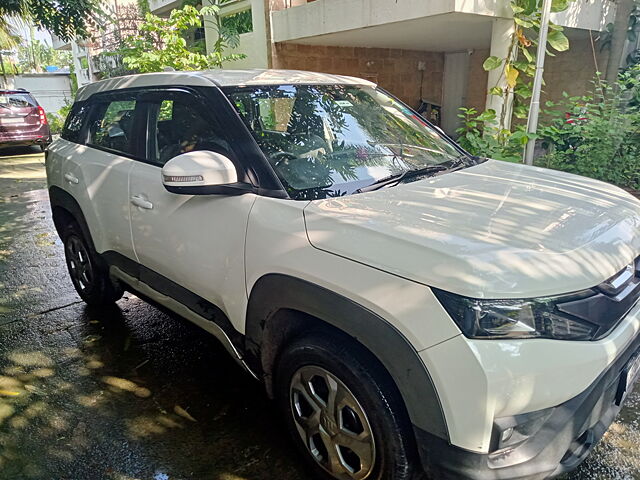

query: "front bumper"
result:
(415, 330), (640, 480)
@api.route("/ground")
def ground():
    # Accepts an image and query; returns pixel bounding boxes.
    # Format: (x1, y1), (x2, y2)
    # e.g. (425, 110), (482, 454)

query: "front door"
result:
(128, 89), (256, 330)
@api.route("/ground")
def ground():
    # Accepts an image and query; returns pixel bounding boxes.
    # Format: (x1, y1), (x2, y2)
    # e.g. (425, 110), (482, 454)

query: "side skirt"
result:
(108, 264), (258, 380)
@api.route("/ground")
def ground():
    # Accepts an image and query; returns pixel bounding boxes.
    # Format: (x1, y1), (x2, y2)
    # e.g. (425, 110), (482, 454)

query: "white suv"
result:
(46, 70), (640, 480)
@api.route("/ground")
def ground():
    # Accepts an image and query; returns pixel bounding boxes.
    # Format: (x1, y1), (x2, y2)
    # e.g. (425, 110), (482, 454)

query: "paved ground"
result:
(0, 146), (639, 480)
(0, 147), (307, 480)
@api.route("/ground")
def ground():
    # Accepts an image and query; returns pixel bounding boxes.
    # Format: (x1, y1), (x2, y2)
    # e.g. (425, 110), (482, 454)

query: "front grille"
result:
(557, 256), (640, 339)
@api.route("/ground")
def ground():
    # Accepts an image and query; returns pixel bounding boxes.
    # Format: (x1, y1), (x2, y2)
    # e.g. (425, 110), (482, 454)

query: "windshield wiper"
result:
(355, 165), (449, 194)
(366, 142), (450, 157)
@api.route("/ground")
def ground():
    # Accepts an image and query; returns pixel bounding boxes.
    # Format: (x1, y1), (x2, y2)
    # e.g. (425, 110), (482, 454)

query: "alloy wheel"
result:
(290, 365), (376, 480)
(65, 235), (94, 292)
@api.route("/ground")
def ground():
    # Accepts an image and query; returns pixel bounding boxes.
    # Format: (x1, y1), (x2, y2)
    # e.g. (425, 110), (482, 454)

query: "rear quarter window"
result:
(61, 103), (91, 144)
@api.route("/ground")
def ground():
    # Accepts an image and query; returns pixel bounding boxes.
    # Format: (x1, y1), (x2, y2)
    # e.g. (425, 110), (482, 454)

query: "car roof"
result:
(0, 89), (31, 94)
(75, 69), (376, 102)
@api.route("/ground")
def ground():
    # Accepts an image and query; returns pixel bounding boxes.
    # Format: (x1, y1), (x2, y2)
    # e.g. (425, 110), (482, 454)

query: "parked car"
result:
(46, 70), (640, 480)
(0, 88), (51, 151)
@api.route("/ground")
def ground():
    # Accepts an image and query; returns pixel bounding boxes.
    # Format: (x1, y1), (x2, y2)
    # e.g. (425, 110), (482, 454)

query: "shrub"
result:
(48, 113), (64, 136)
(47, 103), (72, 136)
(537, 71), (640, 190)
(456, 108), (534, 163)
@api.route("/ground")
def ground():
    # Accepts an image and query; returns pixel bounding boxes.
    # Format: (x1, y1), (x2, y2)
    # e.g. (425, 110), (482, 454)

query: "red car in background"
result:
(0, 89), (51, 151)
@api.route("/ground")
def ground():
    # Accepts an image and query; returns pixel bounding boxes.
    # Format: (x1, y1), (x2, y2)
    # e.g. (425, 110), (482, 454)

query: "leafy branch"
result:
(119, 5), (246, 73)
(457, 0), (573, 160)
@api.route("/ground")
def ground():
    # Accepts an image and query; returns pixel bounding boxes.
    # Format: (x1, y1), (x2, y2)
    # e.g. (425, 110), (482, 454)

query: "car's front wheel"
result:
(62, 222), (123, 306)
(276, 333), (420, 480)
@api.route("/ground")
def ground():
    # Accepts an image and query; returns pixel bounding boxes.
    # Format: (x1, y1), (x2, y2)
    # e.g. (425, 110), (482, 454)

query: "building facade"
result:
(154, 0), (615, 136)
(271, 0), (614, 135)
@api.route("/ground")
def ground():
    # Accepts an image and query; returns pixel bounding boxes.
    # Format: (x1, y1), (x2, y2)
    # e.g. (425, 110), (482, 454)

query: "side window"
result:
(148, 96), (231, 166)
(61, 103), (90, 144)
(87, 99), (137, 155)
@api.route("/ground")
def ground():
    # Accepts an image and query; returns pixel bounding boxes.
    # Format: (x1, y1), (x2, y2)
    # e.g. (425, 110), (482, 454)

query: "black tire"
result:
(276, 333), (421, 480)
(62, 221), (123, 306)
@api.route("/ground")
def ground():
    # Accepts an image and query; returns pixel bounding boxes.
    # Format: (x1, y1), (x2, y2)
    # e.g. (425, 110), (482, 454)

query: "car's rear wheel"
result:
(276, 333), (420, 480)
(62, 222), (123, 306)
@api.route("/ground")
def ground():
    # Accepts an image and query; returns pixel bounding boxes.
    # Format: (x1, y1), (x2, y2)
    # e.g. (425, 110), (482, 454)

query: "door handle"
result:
(64, 173), (79, 184)
(131, 195), (153, 210)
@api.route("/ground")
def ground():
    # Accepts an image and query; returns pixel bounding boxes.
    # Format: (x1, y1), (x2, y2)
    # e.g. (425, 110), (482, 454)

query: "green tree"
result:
(17, 39), (72, 72)
(119, 5), (245, 73)
(0, 18), (20, 50)
(0, 0), (104, 41)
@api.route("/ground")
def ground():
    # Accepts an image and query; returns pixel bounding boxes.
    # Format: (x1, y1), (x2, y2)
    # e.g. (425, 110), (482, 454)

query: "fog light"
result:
(492, 407), (554, 453)
(501, 427), (514, 443)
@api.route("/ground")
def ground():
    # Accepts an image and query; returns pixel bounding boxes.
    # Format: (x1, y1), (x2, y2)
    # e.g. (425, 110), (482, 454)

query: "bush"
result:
(48, 113), (64, 136)
(456, 108), (534, 163)
(47, 103), (72, 136)
(537, 71), (640, 190)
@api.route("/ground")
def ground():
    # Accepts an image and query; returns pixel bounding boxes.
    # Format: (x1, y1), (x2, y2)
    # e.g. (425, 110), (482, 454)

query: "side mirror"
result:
(162, 151), (252, 195)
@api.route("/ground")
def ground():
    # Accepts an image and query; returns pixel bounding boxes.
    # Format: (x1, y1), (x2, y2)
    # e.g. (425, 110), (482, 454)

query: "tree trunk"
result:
(606, 0), (635, 83)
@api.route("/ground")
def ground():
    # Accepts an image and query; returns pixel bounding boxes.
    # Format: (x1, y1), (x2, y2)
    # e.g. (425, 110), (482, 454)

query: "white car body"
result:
(46, 70), (640, 480)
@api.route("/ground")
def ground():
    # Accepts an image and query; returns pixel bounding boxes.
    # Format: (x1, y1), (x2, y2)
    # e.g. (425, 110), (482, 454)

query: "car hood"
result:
(303, 160), (640, 298)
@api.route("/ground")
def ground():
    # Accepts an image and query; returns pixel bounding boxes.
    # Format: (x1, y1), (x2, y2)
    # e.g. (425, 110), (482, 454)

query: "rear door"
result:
(60, 92), (143, 261)
(0, 91), (42, 136)
(128, 88), (256, 330)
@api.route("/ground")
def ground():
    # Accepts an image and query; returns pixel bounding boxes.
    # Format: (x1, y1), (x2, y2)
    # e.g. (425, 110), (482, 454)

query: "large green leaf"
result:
(547, 29), (570, 52)
(483, 56), (504, 71)
(514, 17), (534, 28)
(551, 0), (570, 13)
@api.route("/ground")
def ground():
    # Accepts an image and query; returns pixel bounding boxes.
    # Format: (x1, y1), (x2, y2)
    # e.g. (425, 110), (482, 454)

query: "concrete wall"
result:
(272, 43), (444, 108)
(272, 0), (456, 43)
(12, 74), (73, 114)
(221, 31), (270, 69)
(272, 0), (612, 43)
(214, 0), (270, 69)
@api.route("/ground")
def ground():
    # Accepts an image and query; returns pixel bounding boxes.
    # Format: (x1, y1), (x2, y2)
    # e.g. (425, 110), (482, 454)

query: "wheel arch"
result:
(49, 185), (96, 251)
(245, 273), (449, 442)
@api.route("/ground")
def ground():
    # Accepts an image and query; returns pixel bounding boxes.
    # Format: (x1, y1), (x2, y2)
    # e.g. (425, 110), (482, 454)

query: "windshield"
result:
(225, 84), (471, 200)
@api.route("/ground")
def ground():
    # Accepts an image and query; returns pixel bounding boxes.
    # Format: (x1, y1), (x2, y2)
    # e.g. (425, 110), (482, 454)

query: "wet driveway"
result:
(0, 147), (639, 480)
(0, 147), (306, 479)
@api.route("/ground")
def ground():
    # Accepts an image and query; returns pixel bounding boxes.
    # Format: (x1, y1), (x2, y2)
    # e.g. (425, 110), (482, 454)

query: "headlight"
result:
(433, 288), (599, 341)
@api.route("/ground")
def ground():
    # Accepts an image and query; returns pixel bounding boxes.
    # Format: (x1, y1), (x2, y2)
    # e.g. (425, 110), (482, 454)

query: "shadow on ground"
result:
(0, 299), (305, 480)
(0, 148), (306, 479)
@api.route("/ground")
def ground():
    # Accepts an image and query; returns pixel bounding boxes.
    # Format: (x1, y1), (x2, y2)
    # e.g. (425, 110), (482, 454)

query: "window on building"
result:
(222, 9), (253, 34)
